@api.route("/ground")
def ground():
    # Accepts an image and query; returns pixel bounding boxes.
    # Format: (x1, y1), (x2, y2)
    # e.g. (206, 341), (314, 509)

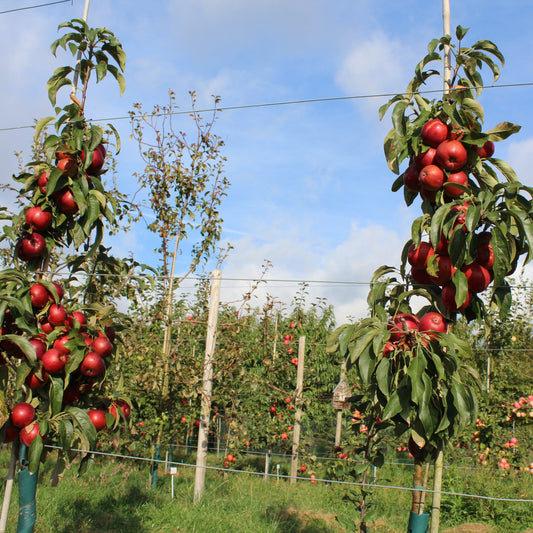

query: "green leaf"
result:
(456, 25), (470, 41)
(382, 390), (402, 421)
(65, 407), (97, 449)
(28, 434), (44, 473)
(49, 377), (64, 417)
(376, 357), (391, 396)
(407, 354), (426, 405)
(107, 64), (126, 96)
(58, 419), (74, 453)
(485, 122), (521, 141)
(489, 158), (518, 182)
(461, 98), (484, 123)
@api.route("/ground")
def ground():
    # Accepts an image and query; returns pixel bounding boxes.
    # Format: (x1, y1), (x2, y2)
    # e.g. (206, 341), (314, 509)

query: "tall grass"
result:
(0, 449), (531, 533)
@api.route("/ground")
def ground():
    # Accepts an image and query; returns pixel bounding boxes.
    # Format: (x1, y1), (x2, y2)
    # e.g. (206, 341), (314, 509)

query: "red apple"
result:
(407, 241), (435, 269)
(88, 409), (107, 431)
(53, 333), (72, 354)
(18, 232), (46, 260)
(461, 262), (491, 293)
(383, 341), (396, 358)
(441, 283), (471, 312)
(80, 352), (105, 377)
(30, 283), (49, 308)
(87, 144), (106, 174)
(19, 421), (41, 447)
(435, 140), (468, 171)
(25, 206), (52, 232)
(65, 311), (87, 330)
(421, 119), (448, 147)
(3, 425), (19, 443)
(475, 140), (495, 159)
(410, 267), (434, 286)
(42, 348), (68, 375)
(48, 304), (67, 327)
(11, 402), (35, 428)
(419, 312), (447, 338)
(388, 313), (420, 342)
(38, 172), (49, 194)
(25, 370), (47, 389)
(56, 155), (77, 177)
(403, 164), (421, 192)
(429, 255), (456, 285)
(92, 334), (113, 358)
(104, 326), (116, 343)
(29, 337), (47, 360)
(444, 171), (468, 198)
(51, 282), (64, 302)
(109, 400), (131, 420)
(414, 147), (437, 169)
(419, 165), (445, 191)
(55, 188), (78, 214)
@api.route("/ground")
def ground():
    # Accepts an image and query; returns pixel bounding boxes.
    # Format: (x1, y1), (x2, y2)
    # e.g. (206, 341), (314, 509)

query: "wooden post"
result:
(290, 336), (305, 483)
(193, 269), (222, 504)
(0, 443), (17, 533)
(442, 0), (451, 93)
(430, 449), (444, 533)
(334, 360), (347, 448)
(263, 449), (272, 482)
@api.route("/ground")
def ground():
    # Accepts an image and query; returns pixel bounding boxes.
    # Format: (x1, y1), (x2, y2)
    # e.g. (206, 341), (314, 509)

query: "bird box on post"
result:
(332, 379), (352, 410)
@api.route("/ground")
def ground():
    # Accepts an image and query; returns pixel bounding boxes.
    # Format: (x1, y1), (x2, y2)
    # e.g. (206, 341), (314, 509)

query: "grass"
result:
(0, 448), (531, 533)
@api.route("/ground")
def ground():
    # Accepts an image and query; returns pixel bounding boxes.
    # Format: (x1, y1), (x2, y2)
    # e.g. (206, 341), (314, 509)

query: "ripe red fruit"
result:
(435, 233), (449, 256)
(383, 341), (395, 358)
(3, 425), (19, 443)
(19, 422), (41, 447)
(109, 400), (131, 420)
(48, 304), (67, 327)
(87, 144), (106, 174)
(435, 140), (468, 171)
(62, 385), (80, 406)
(55, 188), (78, 214)
(419, 165), (445, 191)
(25, 371), (46, 389)
(11, 403), (35, 428)
(419, 312), (447, 338)
(388, 313), (420, 342)
(56, 155), (77, 177)
(407, 241), (435, 269)
(80, 352), (105, 377)
(18, 232), (46, 260)
(104, 326), (116, 343)
(226, 454), (235, 463)
(51, 282), (64, 302)
(92, 334), (113, 358)
(53, 334), (72, 354)
(429, 255), (456, 285)
(38, 172), (49, 194)
(410, 267), (434, 286)
(421, 119), (448, 147)
(403, 164), (421, 191)
(461, 263), (491, 293)
(30, 283), (49, 308)
(280, 433), (288, 440)
(475, 140), (495, 159)
(414, 147), (437, 169)
(444, 171), (469, 198)
(42, 348), (68, 375)
(441, 284), (471, 312)
(39, 319), (54, 335)
(25, 206), (52, 232)
(65, 311), (87, 330)
(88, 409), (107, 431)
(29, 337), (46, 360)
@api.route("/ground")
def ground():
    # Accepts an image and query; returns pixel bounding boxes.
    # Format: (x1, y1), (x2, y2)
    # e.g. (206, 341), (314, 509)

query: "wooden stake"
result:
(193, 269), (222, 503)
(290, 336), (305, 483)
(0, 443), (17, 533)
(334, 360), (347, 448)
(430, 448), (444, 532)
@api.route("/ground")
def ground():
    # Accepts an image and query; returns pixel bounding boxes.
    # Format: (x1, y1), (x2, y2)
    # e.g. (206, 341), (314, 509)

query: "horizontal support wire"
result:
(43, 444), (533, 504)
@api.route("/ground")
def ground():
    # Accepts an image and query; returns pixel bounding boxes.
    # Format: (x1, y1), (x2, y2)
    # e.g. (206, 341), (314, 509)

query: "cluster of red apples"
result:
(16, 143), (106, 262)
(1, 276), (121, 444)
(384, 311), (447, 359)
(403, 118), (494, 202)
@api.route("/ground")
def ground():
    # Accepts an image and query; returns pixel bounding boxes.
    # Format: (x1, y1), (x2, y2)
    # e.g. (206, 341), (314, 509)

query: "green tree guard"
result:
(407, 512), (429, 533)
(17, 446), (38, 533)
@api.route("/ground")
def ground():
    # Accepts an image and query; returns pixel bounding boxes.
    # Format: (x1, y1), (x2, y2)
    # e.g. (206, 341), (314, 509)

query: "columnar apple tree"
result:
(0, 18), (129, 531)
(327, 26), (533, 529)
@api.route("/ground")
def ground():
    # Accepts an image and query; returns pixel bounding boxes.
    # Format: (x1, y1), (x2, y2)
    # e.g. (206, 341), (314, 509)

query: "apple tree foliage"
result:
(0, 18), (131, 478)
(327, 26), (533, 494)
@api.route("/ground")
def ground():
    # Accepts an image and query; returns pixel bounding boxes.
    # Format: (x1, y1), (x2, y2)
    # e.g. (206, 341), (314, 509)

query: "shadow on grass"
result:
(54, 484), (151, 533)
(264, 504), (344, 533)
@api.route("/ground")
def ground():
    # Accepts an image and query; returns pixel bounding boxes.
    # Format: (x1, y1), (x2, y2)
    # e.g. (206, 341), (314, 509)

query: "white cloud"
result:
(507, 137), (533, 186)
(335, 32), (415, 117)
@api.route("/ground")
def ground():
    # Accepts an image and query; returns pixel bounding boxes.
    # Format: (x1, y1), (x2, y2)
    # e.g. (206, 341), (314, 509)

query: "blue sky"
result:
(1, 0), (533, 322)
